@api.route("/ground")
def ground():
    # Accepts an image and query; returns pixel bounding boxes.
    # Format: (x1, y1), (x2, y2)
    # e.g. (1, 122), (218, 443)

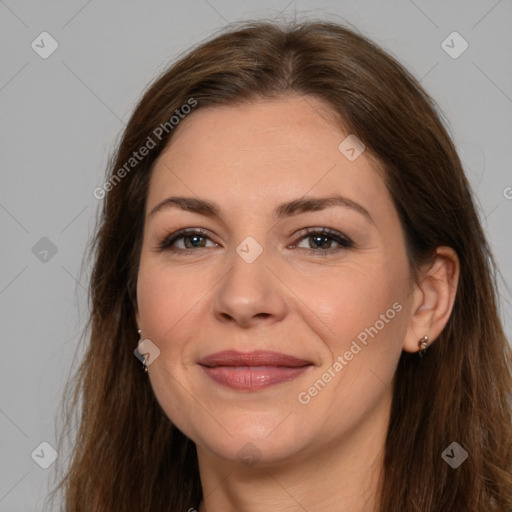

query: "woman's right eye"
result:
(157, 229), (218, 253)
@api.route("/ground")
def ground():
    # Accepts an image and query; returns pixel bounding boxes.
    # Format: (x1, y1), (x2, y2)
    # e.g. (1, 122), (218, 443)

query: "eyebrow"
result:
(148, 194), (375, 225)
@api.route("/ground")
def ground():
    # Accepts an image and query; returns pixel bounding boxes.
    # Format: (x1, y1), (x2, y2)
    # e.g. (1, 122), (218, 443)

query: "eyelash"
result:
(156, 227), (354, 257)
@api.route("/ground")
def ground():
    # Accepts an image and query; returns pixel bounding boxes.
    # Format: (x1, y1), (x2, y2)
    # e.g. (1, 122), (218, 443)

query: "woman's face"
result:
(136, 95), (415, 466)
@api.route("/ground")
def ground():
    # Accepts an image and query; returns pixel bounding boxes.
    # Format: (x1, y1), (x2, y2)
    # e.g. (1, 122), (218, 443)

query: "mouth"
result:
(198, 350), (314, 391)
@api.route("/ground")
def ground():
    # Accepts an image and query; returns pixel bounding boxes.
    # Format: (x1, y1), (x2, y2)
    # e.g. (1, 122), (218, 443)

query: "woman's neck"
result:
(195, 395), (389, 512)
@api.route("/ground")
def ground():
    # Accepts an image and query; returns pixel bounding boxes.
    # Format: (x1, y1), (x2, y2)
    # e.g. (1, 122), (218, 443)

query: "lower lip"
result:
(200, 365), (311, 391)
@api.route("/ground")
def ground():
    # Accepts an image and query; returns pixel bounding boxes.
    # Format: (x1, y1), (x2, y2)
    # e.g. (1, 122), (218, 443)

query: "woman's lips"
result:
(198, 350), (313, 391)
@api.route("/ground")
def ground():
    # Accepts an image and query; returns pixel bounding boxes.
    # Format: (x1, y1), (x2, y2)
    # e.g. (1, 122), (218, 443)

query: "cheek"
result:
(292, 261), (407, 354)
(292, 270), (407, 435)
(137, 273), (174, 384)
(136, 259), (194, 350)
(136, 260), (205, 433)
(137, 262), (169, 331)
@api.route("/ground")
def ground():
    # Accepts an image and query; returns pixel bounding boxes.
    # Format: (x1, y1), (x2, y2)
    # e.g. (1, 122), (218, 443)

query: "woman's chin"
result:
(193, 424), (317, 469)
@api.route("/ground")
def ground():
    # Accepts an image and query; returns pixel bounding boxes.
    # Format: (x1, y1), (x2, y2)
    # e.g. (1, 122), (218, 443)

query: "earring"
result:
(418, 335), (429, 357)
(137, 329), (148, 373)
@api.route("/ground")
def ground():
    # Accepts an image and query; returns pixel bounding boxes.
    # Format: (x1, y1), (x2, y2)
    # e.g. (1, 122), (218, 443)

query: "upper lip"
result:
(198, 350), (312, 368)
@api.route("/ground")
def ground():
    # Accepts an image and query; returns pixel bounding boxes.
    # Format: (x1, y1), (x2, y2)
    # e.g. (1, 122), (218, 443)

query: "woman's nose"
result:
(212, 241), (288, 328)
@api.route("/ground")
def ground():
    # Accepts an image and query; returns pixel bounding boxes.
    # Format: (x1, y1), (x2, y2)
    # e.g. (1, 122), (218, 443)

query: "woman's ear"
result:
(402, 246), (460, 353)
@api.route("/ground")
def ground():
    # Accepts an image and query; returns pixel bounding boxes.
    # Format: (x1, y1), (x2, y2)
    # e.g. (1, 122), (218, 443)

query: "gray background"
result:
(1, 1), (511, 510)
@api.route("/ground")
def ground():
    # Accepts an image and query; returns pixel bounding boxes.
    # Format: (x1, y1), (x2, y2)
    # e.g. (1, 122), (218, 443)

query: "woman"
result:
(48, 20), (512, 511)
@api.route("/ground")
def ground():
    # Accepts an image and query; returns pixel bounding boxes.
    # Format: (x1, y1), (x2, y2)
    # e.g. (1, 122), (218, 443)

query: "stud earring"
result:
(418, 335), (429, 357)
(137, 329), (148, 373)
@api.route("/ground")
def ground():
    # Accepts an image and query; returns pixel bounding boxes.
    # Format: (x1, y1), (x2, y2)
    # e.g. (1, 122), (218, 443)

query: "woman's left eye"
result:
(157, 228), (353, 255)
(292, 229), (354, 254)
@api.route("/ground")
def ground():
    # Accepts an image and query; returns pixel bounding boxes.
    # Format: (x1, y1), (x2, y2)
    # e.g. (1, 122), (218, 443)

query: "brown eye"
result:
(158, 229), (218, 252)
(294, 228), (354, 255)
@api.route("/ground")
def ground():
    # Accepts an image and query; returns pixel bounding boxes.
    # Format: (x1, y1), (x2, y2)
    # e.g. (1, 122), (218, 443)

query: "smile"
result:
(198, 350), (313, 391)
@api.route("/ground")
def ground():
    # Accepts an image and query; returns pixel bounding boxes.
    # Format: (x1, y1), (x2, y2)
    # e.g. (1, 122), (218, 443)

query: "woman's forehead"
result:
(147, 96), (392, 222)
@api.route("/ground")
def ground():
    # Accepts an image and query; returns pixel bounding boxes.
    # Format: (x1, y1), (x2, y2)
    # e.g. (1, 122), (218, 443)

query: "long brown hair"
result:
(46, 20), (512, 511)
